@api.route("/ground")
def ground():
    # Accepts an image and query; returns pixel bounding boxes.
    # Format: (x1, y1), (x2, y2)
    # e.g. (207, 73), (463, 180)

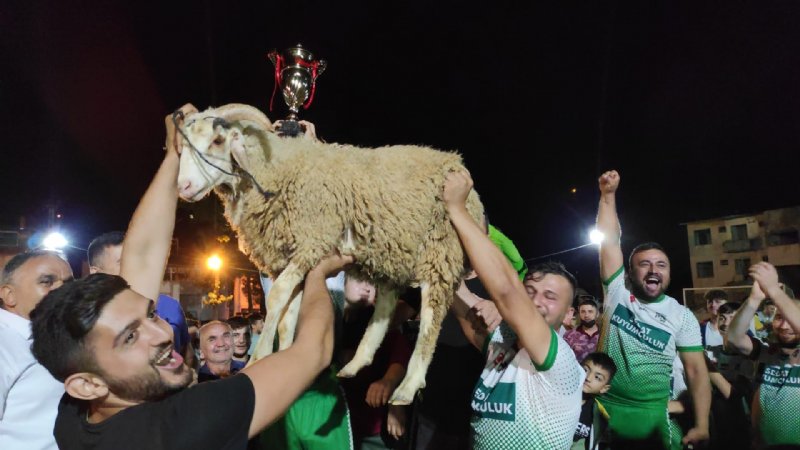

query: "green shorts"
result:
(260, 367), (353, 450)
(600, 400), (681, 450)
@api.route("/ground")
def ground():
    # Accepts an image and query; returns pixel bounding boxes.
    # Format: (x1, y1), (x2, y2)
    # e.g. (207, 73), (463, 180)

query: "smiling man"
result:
(28, 104), (346, 450)
(594, 170), (710, 450)
(198, 321), (245, 382)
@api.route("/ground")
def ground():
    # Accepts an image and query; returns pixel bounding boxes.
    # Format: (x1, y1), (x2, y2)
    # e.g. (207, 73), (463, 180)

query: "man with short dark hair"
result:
(0, 250), (73, 450)
(701, 289), (728, 350)
(227, 316), (251, 364)
(595, 170), (710, 449)
(88, 231), (193, 366)
(30, 104), (349, 450)
(564, 297), (601, 362)
(444, 171), (584, 450)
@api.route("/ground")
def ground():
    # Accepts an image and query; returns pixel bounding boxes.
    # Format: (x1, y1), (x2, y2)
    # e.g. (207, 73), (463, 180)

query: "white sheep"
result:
(175, 104), (484, 404)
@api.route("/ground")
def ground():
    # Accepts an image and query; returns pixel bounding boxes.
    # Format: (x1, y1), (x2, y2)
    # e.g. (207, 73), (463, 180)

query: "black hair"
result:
(87, 231), (125, 267)
(227, 316), (250, 334)
(717, 302), (742, 316)
(582, 352), (617, 381)
(628, 242), (668, 270)
(525, 261), (578, 299)
(247, 313), (264, 325)
(704, 289), (728, 303)
(578, 297), (599, 310)
(30, 273), (129, 382)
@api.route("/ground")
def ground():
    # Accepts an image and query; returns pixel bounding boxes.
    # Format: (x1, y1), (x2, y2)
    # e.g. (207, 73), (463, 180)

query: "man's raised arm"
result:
(443, 171), (552, 366)
(120, 104), (196, 300)
(751, 262), (800, 334)
(725, 281), (765, 356)
(243, 252), (351, 437)
(596, 170), (624, 281)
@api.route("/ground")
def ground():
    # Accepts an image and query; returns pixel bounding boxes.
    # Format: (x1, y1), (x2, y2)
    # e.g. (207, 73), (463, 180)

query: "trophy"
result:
(268, 44), (327, 137)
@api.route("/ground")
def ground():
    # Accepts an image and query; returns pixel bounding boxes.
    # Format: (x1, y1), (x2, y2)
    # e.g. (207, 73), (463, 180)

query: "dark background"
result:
(2, 1), (799, 298)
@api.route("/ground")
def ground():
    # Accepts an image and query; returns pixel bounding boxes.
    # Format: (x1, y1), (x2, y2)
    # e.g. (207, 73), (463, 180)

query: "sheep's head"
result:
(176, 104), (272, 202)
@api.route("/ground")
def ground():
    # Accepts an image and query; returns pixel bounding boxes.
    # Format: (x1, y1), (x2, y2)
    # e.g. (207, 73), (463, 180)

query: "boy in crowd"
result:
(572, 352), (616, 450)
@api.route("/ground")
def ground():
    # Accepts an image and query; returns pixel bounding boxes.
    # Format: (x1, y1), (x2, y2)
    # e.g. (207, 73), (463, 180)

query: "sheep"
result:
(175, 104), (484, 404)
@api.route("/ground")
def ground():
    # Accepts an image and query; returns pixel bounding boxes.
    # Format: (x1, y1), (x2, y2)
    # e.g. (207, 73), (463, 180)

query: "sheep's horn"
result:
(215, 104), (272, 130)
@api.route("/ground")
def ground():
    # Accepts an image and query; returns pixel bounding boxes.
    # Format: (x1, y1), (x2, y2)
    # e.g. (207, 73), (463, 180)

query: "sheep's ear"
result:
(229, 130), (252, 170)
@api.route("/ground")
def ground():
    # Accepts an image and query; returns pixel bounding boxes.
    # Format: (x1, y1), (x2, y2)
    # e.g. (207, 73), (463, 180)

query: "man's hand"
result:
(749, 262), (781, 296)
(366, 378), (395, 407)
(468, 300), (501, 335)
(386, 405), (406, 440)
(443, 170), (473, 212)
(598, 170), (620, 195)
(165, 104), (197, 155)
(274, 120), (319, 141)
(682, 426), (710, 447)
(309, 251), (355, 279)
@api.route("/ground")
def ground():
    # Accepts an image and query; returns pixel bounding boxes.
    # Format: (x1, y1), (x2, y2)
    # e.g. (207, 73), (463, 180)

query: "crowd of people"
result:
(0, 108), (798, 450)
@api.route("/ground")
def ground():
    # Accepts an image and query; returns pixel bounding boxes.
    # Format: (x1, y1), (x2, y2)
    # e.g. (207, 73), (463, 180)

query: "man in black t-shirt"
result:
(28, 104), (351, 450)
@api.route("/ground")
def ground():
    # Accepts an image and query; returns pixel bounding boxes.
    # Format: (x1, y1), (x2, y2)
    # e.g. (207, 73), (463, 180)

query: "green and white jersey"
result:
(471, 323), (584, 450)
(753, 343), (800, 447)
(599, 267), (703, 406)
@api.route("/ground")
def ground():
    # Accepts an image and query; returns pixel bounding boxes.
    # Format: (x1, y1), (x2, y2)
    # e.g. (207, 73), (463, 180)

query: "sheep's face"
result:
(177, 116), (238, 202)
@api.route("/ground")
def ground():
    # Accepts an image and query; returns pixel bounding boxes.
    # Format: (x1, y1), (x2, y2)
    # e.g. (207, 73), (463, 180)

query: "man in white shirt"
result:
(0, 250), (73, 450)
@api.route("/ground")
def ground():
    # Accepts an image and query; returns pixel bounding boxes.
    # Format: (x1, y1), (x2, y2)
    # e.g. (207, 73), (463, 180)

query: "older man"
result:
(0, 250), (73, 450)
(198, 321), (245, 382)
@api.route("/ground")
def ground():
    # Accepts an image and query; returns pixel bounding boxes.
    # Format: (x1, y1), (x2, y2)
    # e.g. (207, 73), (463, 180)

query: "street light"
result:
(589, 229), (605, 246)
(207, 254), (223, 271)
(42, 232), (68, 251)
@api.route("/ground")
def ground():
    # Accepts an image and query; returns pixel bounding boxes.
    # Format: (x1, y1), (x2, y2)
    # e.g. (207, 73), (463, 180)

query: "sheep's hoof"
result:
(337, 358), (369, 378)
(388, 387), (416, 406)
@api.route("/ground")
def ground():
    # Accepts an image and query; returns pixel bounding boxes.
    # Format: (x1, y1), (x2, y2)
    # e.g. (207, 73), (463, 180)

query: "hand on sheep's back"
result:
(442, 170), (474, 212)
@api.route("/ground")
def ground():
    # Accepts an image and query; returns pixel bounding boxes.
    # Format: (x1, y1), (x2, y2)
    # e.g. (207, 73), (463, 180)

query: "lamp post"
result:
(205, 254), (232, 318)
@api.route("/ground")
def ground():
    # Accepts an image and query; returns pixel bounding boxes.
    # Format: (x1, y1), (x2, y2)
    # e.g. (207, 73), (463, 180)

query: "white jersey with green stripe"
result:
(470, 323), (584, 450)
(753, 342), (800, 447)
(599, 267), (703, 406)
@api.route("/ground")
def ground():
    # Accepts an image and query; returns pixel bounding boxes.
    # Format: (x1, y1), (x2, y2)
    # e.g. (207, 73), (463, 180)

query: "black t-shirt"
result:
(54, 373), (255, 450)
(573, 399), (593, 446)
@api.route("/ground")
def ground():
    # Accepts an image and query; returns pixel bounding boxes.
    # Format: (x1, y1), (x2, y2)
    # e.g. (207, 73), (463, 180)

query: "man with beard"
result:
(595, 170), (710, 450)
(726, 262), (800, 449)
(197, 321), (245, 382)
(28, 104), (347, 450)
(564, 297), (601, 362)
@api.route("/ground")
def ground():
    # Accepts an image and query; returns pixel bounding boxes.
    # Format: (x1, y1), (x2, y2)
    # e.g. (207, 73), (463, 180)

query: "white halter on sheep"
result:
(176, 104), (484, 404)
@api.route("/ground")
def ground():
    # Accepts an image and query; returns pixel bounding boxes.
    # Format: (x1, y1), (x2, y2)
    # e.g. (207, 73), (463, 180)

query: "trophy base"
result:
(278, 119), (302, 137)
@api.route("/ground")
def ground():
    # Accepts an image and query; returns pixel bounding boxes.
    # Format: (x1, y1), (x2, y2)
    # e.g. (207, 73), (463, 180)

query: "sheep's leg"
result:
(389, 280), (450, 405)
(248, 263), (305, 364)
(277, 289), (303, 351)
(338, 285), (398, 378)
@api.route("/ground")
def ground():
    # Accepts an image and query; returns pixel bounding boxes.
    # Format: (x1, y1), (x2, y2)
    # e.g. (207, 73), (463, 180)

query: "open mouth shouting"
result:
(643, 274), (662, 296)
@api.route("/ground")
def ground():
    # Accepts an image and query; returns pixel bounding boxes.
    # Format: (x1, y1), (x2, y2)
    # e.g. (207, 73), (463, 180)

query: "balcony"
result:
(723, 237), (762, 253)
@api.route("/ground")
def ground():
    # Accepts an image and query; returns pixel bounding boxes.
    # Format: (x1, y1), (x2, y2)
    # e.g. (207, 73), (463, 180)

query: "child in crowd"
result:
(573, 352), (616, 450)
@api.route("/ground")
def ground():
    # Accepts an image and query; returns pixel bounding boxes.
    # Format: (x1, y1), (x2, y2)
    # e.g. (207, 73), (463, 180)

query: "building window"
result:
(731, 224), (748, 241)
(762, 256), (769, 262)
(697, 261), (714, 278)
(718, 226), (727, 233)
(694, 229), (712, 246)
(735, 258), (751, 276)
(720, 259), (729, 265)
(768, 230), (800, 246)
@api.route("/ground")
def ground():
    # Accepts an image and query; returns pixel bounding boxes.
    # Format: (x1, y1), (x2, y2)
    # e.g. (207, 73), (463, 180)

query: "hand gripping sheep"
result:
(175, 104), (484, 404)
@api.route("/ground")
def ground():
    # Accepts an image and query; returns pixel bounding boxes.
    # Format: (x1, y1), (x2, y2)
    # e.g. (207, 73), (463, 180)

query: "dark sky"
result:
(2, 1), (799, 297)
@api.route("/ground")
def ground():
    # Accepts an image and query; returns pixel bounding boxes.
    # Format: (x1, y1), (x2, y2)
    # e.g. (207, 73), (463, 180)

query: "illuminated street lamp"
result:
(207, 254), (223, 271)
(42, 232), (68, 251)
(589, 228), (605, 246)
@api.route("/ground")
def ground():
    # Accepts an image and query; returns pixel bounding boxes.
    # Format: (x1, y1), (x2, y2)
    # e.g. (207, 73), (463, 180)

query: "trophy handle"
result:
(315, 59), (327, 78)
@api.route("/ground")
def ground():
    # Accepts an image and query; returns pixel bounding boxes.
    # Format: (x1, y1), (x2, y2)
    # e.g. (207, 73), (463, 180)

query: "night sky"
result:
(2, 1), (799, 298)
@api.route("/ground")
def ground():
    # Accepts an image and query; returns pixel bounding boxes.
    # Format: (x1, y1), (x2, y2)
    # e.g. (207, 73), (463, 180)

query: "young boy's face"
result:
(582, 360), (612, 395)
